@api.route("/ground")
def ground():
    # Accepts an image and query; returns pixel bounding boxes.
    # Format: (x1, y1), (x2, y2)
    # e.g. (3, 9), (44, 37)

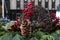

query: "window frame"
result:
(24, 0), (28, 8)
(52, 0), (56, 9)
(45, 0), (49, 8)
(16, 0), (20, 9)
(38, 0), (42, 6)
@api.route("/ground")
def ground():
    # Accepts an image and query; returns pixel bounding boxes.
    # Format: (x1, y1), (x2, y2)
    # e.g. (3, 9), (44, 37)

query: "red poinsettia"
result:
(50, 13), (56, 19)
(22, 1), (34, 20)
(51, 12), (60, 24)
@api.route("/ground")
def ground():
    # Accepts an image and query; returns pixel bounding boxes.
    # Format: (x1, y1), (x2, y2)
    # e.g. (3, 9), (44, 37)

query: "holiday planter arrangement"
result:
(0, 0), (60, 40)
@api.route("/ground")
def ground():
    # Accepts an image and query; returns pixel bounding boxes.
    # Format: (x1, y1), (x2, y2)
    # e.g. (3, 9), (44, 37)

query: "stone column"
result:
(55, 0), (60, 10)
(20, 0), (24, 10)
(10, 0), (16, 9)
(2, 0), (4, 18)
(28, 0), (31, 2)
(42, 0), (45, 8)
(35, 0), (38, 6)
(48, 0), (52, 10)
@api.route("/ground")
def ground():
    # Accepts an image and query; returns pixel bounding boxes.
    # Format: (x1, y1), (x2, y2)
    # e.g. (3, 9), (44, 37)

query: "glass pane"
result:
(25, 0), (27, 1)
(52, 0), (55, 2)
(52, 2), (55, 8)
(45, 2), (48, 8)
(17, 0), (20, 1)
(16, 0), (20, 9)
(46, 0), (48, 2)
(38, 0), (41, 6)
(24, 0), (27, 8)
(57, 4), (60, 11)
(39, 0), (41, 2)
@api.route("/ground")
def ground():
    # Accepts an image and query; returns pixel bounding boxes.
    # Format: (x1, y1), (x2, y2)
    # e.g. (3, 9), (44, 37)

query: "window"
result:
(52, 0), (55, 8)
(17, 0), (20, 1)
(24, 0), (28, 8)
(38, 0), (42, 6)
(57, 4), (60, 11)
(16, 0), (20, 9)
(45, 0), (48, 8)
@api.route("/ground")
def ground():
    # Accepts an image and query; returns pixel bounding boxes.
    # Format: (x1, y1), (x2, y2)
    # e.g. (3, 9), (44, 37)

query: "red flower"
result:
(55, 18), (60, 24)
(22, 1), (34, 20)
(51, 13), (56, 19)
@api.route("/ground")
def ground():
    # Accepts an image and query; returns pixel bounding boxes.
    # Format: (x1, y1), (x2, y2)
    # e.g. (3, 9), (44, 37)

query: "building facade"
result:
(10, 0), (60, 10)
(4, 0), (60, 20)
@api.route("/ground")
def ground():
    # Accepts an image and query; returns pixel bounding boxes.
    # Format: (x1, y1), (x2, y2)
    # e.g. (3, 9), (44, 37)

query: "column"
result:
(10, 0), (16, 9)
(2, 0), (4, 18)
(55, 0), (59, 10)
(48, 0), (52, 10)
(28, 0), (31, 2)
(35, 0), (38, 6)
(41, 0), (45, 8)
(20, 0), (24, 10)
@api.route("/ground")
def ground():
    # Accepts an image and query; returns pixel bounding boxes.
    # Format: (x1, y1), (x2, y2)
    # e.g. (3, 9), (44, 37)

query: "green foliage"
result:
(0, 29), (60, 40)
(40, 35), (55, 40)
(55, 30), (60, 34)
(30, 37), (38, 40)
(0, 32), (23, 40)
(0, 21), (60, 40)
(32, 31), (45, 39)
(0, 28), (8, 36)
(51, 30), (60, 40)
(2, 21), (15, 30)
(0, 21), (6, 27)
(12, 34), (24, 40)
(0, 33), (13, 40)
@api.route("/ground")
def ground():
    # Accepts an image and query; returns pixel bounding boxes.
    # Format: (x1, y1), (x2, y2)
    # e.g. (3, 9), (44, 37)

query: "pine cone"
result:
(20, 19), (31, 37)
